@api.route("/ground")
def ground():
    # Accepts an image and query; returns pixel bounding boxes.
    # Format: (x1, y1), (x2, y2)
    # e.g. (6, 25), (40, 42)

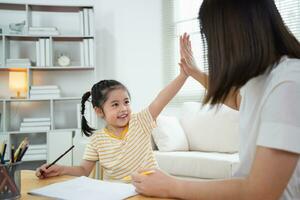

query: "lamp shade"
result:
(9, 71), (27, 91)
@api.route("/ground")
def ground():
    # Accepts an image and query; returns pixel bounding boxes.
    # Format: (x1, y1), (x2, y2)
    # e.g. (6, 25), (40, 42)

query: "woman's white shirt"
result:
(236, 56), (300, 200)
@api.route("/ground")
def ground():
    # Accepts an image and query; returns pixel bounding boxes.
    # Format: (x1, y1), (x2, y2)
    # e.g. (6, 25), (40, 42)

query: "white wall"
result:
(94, 0), (164, 111)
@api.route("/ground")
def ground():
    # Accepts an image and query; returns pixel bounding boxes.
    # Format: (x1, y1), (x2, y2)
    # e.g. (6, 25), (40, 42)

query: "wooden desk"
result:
(21, 170), (171, 200)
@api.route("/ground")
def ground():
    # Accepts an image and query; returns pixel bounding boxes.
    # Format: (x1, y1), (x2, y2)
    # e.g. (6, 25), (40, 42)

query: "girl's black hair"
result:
(81, 80), (130, 137)
(198, 0), (300, 105)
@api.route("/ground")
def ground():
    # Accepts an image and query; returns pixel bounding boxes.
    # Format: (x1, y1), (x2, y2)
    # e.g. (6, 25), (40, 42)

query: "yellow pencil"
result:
(14, 138), (28, 161)
(122, 170), (155, 181)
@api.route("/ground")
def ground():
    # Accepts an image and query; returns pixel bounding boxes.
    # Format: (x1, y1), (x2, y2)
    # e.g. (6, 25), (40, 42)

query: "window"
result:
(164, 0), (300, 103)
(276, 0), (300, 41)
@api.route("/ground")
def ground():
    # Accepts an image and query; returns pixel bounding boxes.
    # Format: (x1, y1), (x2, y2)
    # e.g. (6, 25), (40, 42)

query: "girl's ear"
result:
(94, 107), (104, 118)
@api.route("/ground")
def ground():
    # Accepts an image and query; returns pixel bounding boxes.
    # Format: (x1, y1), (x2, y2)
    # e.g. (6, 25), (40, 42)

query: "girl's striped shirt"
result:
(83, 108), (158, 182)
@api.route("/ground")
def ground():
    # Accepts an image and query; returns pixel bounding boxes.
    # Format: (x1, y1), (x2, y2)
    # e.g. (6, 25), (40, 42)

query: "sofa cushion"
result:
(180, 102), (239, 153)
(152, 115), (189, 151)
(155, 151), (239, 179)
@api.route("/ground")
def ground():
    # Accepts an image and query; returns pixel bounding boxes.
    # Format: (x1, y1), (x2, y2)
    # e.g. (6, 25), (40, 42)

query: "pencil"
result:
(46, 145), (74, 169)
(14, 138), (28, 161)
(11, 145), (15, 163)
(1, 143), (7, 163)
(122, 170), (155, 181)
(17, 145), (28, 162)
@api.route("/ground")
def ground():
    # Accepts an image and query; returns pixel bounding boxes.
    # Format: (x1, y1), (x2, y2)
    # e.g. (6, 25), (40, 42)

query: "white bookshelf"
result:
(0, 2), (96, 167)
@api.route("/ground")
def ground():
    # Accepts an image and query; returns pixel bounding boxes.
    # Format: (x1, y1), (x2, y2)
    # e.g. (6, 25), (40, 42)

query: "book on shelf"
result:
(30, 93), (61, 99)
(22, 154), (47, 161)
(45, 38), (50, 66)
(83, 39), (90, 66)
(79, 10), (84, 35)
(28, 26), (59, 36)
(80, 38), (94, 67)
(6, 58), (31, 63)
(31, 85), (58, 90)
(21, 121), (51, 127)
(40, 38), (46, 67)
(88, 39), (94, 66)
(83, 8), (90, 35)
(88, 8), (94, 36)
(29, 144), (47, 150)
(26, 149), (47, 155)
(80, 41), (85, 66)
(20, 126), (50, 132)
(36, 40), (40, 66)
(29, 27), (57, 31)
(6, 58), (32, 66)
(23, 118), (51, 122)
(30, 89), (60, 95)
(80, 8), (93, 36)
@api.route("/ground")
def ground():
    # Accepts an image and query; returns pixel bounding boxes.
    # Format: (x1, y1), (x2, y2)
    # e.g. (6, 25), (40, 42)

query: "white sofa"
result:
(152, 102), (240, 179)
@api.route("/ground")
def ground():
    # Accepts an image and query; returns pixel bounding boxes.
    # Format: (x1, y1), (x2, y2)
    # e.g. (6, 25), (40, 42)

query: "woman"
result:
(132, 0), (300, 199)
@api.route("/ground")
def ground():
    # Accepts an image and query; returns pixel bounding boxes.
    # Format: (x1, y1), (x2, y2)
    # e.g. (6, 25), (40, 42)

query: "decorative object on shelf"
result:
(57, 54), (71, 67)
(6, 58), (32, 67)
(9, 71), (27, 99)
(9, 20), (25, 34)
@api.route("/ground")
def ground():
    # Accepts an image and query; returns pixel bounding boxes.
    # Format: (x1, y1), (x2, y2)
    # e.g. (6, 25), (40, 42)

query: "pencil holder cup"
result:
(0, 162), (22, 200)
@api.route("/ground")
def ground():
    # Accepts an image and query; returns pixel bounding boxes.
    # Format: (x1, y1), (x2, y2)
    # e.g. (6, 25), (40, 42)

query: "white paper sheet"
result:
(28, 176), (138, 200)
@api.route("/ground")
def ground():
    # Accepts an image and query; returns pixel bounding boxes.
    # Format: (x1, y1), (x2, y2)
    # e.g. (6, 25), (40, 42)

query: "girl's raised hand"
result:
(179, 33), (202, 76)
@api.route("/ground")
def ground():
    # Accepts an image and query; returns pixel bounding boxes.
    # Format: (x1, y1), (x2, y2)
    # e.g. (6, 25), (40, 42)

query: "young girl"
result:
(36, 65), (188, 181)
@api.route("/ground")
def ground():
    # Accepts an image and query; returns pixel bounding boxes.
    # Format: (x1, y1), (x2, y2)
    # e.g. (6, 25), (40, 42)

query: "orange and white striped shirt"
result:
(83, 108), (158, 181)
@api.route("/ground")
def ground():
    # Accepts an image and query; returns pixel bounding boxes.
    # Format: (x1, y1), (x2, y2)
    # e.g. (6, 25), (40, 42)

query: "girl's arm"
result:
(36, 160), (96, 178)
(148, 70), (188, 120)
(148, 36), (189, 120)
(180, 33), (241, 110)
(60, 160), (96, 177)
(132, 146), (299, 200)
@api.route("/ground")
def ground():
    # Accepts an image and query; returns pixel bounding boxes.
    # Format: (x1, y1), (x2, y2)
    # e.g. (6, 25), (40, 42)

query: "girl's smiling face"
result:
(98, 88), (131, 129)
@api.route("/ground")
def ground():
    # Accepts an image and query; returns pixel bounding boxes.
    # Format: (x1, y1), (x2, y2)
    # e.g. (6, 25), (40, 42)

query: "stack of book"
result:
(30, 85), (60, 99)
(6, 58), (32, 67)
(79, 8), (94, 36)
(79, 8), (94, 67)
(22, 144), (47, 161)
(28, 26), (59, 36)
(36, 38), (51, 67)
(80, 38), (94, 66)
(20, 117), (51, 132)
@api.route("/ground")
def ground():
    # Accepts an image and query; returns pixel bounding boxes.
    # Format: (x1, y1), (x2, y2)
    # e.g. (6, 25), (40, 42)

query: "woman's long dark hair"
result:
(81, 80), (130, 137)
(198, 0), (300, 105)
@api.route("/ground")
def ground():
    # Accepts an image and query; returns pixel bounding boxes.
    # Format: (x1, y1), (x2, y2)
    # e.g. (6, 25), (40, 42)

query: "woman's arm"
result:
(180, 33), (241, 110)
(132, 146), (299, 200)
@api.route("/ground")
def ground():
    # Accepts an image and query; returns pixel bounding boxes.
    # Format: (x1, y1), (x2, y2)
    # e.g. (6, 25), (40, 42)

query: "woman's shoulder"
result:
(270, 56), (300, 83)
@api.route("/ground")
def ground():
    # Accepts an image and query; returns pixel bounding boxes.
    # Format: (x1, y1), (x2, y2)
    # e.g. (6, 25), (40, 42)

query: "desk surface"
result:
(21, 170), (171, 200)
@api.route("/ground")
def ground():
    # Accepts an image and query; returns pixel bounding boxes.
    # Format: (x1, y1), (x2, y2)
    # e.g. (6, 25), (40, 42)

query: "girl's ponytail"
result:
(81, 91), (95, 137)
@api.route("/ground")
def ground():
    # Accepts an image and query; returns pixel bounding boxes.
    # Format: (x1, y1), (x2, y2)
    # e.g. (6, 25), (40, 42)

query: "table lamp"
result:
(9, 71), (27, 99)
